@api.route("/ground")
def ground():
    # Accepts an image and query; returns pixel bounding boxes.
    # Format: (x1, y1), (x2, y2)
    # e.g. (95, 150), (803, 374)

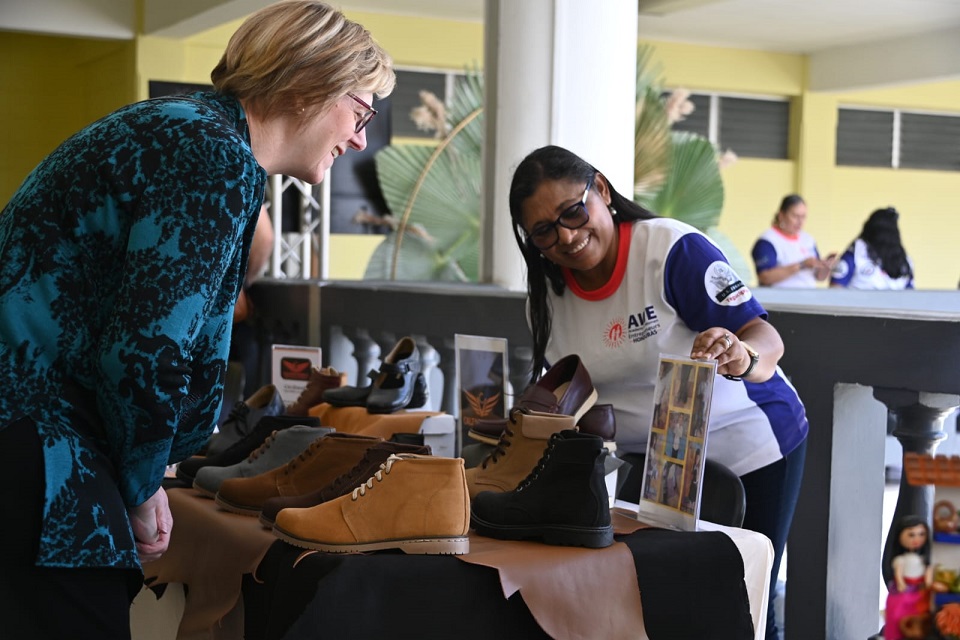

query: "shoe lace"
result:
(224, 401), (251, 426)
(246, 430), (279, 462)
(516, 433), (559, 492)
(285, 436), (325, 473)
(481, 407), (527, 469)
(351, 455), (399, 500)
(327, 452), (374, 495)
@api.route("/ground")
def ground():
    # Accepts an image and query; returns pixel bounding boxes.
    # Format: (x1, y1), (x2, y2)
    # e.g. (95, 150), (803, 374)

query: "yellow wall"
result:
(3, 20), (956, 287)
(644, 39), (960, 289)
(0, 33), (135, 204)
(167, 11), (484, 280)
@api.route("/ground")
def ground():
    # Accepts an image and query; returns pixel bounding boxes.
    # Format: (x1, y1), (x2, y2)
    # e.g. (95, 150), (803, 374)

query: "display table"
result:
(132, 491), (771, 640)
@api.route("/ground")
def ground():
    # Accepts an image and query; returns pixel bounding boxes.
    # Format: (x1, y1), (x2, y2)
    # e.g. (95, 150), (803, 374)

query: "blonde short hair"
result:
(211, 0), (395, 121)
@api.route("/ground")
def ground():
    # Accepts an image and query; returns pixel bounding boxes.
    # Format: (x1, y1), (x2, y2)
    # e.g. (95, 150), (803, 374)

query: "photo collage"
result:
(640, 356), (716, 520)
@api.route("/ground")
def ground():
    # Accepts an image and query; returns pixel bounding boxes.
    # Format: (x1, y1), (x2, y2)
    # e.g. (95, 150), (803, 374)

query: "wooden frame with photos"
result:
(638, 354), (717, 531)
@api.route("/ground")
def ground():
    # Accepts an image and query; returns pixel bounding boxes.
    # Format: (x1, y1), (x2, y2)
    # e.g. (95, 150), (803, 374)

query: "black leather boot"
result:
(470, 429), (613, 548)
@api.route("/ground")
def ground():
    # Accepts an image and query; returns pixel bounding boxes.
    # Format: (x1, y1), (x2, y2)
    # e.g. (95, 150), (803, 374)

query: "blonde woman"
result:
(0, 2), (393, 636)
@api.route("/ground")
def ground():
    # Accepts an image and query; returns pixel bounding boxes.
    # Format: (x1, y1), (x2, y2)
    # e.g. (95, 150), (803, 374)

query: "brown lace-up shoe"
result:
(273, 454), (469, 555)
(286, 367), (348, 417)
(215, 432), (382, 516)
(465, 409), (576, 499)
(259, 439), (432, 527)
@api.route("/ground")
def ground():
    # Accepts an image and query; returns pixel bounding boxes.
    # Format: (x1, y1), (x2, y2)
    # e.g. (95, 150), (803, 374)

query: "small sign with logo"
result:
(271, 344), (322, 406)
(454, 334), (510, 453)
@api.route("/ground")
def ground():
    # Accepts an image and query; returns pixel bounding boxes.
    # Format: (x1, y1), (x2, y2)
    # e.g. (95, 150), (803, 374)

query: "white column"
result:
(482, 0), (638, 290)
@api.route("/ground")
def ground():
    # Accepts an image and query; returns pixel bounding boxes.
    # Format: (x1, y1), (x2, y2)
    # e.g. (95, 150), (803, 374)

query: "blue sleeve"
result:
(95, 108), (263, 507)
(829, 250), (855, 287)
(664, 233), (767, 334)
(751, 238), (778, 274)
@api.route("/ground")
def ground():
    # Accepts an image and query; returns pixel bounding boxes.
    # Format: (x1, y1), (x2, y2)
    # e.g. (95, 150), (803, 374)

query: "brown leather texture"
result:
(309, 403), (441, 439)
(458, 532), (645, 640)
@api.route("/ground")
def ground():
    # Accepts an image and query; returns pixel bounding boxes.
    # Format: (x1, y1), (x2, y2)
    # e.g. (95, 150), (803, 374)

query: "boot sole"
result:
(191, 480), (218, 499)
(214, 493), (265, 517)
(272, 526), (470, 555)
(470, 512), (614, 549)
(258, 513), (277, 529)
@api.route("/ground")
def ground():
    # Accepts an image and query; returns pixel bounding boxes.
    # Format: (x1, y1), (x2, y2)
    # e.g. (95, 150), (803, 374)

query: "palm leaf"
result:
(638, 131), (724, 230)
(635, 85), (671, 198)
(364, 228), (468, 281)
(367, 70), (485, 281)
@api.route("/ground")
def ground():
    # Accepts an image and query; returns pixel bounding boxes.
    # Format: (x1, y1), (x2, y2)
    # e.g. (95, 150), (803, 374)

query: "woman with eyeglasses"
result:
(830, 207), (915, 289)
(0, 2), (392, 636)
(509, 145), (808, 640)
(752, 194), (838, 287)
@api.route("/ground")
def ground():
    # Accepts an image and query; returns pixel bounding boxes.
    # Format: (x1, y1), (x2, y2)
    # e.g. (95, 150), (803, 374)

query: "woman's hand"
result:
(128, 487), (173, 564)
(689, 318), (784, 383)
(690, 328), (751, 378)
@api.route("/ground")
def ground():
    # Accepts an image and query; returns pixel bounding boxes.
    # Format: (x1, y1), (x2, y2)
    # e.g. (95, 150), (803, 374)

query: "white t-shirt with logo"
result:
(830, 238), (914, 290)
(544, 219), (808, 477)
(751, 226), (821, 288)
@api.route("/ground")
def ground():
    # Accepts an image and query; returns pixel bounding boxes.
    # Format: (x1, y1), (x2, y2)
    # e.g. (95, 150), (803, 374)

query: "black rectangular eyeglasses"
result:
(528, 174), (595, 250)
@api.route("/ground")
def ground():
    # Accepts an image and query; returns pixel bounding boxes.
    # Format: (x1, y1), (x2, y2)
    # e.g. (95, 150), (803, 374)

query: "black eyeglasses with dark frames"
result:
(527, 173), (596, 250)
(347, 93), (377, 133)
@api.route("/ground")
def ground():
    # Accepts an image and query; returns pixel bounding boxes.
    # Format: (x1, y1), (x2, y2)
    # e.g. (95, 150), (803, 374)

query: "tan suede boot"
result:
(465, 409), (576, 499)
(273, 454), (470, 555)
(215, 432), (382, 516)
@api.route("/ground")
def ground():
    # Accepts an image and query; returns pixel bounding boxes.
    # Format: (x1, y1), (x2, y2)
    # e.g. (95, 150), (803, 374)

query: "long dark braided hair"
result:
(508, 145), (656, 383)
(859, 207), (912, 279)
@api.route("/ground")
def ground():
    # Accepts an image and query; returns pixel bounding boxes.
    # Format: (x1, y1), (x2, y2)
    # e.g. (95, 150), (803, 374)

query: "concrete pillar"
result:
(482, 0), (638, 290)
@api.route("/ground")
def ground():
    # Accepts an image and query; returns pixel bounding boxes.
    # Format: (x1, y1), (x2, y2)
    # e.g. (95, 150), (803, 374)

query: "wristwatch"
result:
(723, 342), (759, 381)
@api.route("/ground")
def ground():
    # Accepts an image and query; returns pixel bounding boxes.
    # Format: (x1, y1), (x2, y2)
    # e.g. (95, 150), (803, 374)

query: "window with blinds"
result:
(836, 107), (960, 171)
(665, 91), (790, 159)
(900, 112), (960, 171)
(670, 93), (710, 139)
(720, 97), (789, 159)
(836, 109), (893, 168)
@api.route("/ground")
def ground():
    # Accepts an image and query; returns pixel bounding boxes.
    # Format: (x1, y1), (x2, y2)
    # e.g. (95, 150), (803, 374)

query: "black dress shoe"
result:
(206, 384), (286, 457)
(322, 371), (376, 408)
(366, 337), (427, 414)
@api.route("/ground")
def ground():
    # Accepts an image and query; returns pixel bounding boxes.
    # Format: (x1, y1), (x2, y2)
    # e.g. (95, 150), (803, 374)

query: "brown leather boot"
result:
(465, 409), (576, 499)
(285, 366), (348, 417)
(273, 454), (470, 555)
(215, 432), (382, 516)
(258, 439), (432, 527)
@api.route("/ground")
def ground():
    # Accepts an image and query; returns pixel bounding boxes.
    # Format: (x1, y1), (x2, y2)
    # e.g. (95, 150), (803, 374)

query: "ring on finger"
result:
(722, 333), (733, 348)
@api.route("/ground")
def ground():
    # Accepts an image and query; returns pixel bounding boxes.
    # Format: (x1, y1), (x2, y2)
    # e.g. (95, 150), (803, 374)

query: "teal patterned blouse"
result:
(0, 92), (265, 568)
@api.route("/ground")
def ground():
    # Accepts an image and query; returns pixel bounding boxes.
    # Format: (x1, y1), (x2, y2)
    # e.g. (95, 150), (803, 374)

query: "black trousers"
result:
(0, 417), (141, 640)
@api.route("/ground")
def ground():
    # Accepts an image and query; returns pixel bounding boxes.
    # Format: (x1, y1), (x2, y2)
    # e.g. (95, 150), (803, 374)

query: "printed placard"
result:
(454, 334), (509, 454)
(638, 354), (717, 531)
(271, 344), (322, 406)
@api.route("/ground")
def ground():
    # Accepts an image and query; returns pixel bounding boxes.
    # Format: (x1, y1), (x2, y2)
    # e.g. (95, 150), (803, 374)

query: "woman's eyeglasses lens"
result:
(347, 93), (377, 133)
(530, 205), (589, 249)
(529, 178), (593, 250)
